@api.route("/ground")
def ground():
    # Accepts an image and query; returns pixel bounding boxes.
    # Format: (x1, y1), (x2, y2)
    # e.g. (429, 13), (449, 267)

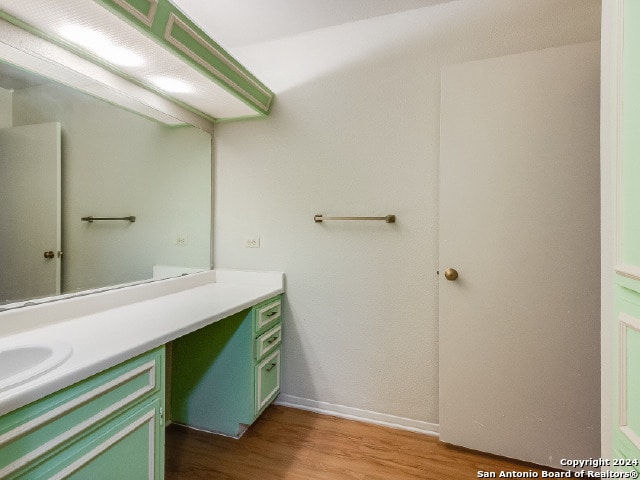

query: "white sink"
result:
(0, 342), (73, 392)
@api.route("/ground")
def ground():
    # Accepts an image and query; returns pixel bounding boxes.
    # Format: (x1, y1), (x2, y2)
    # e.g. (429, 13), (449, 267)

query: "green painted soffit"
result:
(0, 0), (274, 122)
(96, 0), (274, 118)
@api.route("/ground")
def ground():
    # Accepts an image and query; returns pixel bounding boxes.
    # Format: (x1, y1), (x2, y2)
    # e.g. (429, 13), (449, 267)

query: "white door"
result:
(0, 122), (61, 304)
(439, 43), (600, 467)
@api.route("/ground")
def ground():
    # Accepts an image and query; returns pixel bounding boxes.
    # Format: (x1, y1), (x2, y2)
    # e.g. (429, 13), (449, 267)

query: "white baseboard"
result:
(274, 394), (439, 437)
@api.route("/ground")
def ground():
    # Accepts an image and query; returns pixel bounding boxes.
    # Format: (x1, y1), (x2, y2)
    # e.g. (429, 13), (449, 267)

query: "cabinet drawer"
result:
(255, 325), (282, 360)
(0, 347), (164, 478)
(255, 349), (280, 414)
(254, 298), (281, 334)
(21, 398), (162, 480)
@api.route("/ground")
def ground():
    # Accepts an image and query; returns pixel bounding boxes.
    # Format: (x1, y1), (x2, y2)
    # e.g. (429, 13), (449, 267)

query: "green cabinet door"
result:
(255, 349), (281, 414)
(0, 347), (165, 479)
(613, 0), (640, 469)
(24, 398), (163, 480)
(614, 284), (640, 471)
(66, 401), (161, 480)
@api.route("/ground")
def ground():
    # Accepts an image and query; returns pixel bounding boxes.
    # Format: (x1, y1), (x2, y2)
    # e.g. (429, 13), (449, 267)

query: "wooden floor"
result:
(165, 405), (552, 479)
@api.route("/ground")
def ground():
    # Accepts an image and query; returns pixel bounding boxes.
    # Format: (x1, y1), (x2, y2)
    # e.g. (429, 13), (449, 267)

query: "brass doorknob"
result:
(444, 268), (458, 281)
(44, 250), (55, 259)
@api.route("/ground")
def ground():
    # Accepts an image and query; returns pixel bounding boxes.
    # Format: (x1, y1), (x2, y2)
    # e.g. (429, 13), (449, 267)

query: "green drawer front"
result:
(253, 296), (282, 335)
(255, 349), (280, 415)
(255, 324), (282, 361)
(0, 347), (164, 478)
(17, 398), (162, 480)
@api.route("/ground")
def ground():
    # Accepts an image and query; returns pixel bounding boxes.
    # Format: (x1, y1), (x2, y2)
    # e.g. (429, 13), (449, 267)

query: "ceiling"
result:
(170, 0), (457, 49)
(0, 1), (457, 119)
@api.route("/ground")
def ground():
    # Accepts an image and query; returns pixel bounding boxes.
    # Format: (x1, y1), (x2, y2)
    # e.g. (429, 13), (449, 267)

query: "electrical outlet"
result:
(244, 236), (260, 248)
(176, 235), (188, 246)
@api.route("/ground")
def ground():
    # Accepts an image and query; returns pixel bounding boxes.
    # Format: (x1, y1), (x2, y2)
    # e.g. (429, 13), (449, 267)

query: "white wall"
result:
(0, 86), (11, 128)
(12, 83), (211, 293)
(213, 0), (602, 429)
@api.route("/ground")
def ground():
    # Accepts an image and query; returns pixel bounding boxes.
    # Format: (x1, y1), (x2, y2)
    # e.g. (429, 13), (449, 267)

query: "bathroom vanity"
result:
(0, 347), (166, 479)
(171, 295), (283, 437)
(0, 1), (282, 477)
(0, 270), (284, 479)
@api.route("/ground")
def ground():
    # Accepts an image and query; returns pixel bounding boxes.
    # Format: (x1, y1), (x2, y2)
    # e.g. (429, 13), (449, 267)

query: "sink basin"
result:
(0, 342), (73, 392)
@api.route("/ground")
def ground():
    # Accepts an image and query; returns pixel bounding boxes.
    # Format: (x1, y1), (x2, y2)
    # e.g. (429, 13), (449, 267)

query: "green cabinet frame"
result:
(170, 295), (283, 437)
(613, 0), (640, 471)
(0, 347), (165, 479)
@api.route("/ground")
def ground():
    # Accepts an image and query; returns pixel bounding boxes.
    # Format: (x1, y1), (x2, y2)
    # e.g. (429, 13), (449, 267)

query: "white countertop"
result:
(0, 269), (284, 417)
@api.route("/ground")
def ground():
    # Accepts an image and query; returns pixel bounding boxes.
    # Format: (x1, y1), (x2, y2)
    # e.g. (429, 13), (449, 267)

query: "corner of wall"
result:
(0, 86), (12, 128)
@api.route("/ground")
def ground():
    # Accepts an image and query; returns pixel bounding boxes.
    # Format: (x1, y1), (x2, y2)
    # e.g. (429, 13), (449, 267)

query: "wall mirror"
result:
(0, 59), (212, 308)
(0, 0), (275, 310)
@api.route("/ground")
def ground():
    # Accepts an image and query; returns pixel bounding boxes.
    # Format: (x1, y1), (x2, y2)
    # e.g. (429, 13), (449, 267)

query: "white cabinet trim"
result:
(618, 313), (640, 450)
(0, 360), (156, 477)
(50, 408), (156, 480)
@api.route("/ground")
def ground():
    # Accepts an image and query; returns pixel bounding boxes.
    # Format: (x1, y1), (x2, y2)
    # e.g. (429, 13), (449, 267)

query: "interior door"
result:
(0, 122), (61, 304)
(439, 43), (600, 467)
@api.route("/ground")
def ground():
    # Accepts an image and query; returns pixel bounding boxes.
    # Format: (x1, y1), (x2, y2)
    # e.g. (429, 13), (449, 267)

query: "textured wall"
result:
(0, 87), (11, 128)
(213, 0), (602, 428)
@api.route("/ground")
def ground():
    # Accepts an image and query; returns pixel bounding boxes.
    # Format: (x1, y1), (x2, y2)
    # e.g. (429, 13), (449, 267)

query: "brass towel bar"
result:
(81, 216), (136, 223)
(314, 214), (395, 223)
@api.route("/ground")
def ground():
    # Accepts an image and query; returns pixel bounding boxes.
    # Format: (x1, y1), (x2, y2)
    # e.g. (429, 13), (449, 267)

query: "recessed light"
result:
(58, 25), (144, 68)
(148, 76), (193, 94)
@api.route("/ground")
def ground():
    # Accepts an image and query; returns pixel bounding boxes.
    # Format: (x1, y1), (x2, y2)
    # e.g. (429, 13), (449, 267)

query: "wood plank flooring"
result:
(165, 405), (553, 479)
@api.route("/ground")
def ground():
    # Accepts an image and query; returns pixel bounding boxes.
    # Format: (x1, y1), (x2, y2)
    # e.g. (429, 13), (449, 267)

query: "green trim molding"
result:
(97, 0), (274, 117)
(613, 0), (640, 468)
(0, 0), (274, 122)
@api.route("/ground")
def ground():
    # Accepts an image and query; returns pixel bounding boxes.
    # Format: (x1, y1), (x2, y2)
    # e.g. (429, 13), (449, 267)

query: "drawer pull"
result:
(266, 336), (279, 344)
(266, 311), (278, 317)
(265, 362), (277, 372)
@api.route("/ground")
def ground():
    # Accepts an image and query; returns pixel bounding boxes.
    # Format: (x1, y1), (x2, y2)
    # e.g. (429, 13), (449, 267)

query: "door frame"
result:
(601, 0), (623, 460)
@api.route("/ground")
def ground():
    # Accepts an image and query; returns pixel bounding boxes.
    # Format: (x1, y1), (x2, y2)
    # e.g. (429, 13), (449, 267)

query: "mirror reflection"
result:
(0, 61), (212, 307)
